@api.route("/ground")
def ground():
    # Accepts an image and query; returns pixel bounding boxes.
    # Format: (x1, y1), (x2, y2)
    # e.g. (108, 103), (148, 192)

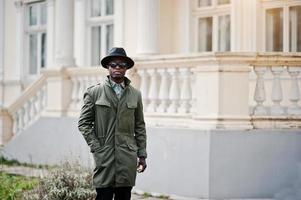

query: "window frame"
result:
(262, 0), (301, 52)
(86, 0), (114, 66)
(24, 1), (47, 78)
(192, 0), (231, 52)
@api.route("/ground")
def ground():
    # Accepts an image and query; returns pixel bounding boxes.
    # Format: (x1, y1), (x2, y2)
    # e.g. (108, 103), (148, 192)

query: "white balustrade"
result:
(11, 82), (47, 135)
(147, 69), (159, 112)
(189, 71), (196, 114)
(270, 66), (285, 115)
(167, 68), (180, 113)
(137, 69), (150, 107)
(287, 66), (301, 115)
(157, 69), (170, 113)
(253, 67), (267, 115)
(178, 68), (192, 114)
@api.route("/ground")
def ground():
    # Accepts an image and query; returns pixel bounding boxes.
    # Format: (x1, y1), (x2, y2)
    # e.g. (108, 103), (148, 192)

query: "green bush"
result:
(0, 173), (38, 200)
(23, 162), (96, 200)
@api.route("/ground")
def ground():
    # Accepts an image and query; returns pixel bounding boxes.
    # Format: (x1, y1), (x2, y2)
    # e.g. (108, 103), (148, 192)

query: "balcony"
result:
(1, 52), (301, 144)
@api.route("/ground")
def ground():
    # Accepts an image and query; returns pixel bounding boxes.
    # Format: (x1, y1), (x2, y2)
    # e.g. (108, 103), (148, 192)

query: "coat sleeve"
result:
(134, 91), (147, 158)
(78, 90), (101, 153)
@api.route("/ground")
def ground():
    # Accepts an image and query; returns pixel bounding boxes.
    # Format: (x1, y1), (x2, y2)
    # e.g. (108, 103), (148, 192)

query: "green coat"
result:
(78, 76), (147, 188)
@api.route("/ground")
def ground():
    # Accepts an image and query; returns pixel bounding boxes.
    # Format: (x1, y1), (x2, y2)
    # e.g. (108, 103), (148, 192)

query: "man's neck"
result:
(110, 76), (124, 84)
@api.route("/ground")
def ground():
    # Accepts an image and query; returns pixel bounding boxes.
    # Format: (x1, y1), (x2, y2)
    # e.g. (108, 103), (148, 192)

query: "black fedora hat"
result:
(101, 47), (134, 69)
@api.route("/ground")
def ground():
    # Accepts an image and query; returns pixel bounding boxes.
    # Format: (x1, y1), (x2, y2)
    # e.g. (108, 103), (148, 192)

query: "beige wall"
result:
(4, 0), (17, 80)
(159, 0), (175, 54)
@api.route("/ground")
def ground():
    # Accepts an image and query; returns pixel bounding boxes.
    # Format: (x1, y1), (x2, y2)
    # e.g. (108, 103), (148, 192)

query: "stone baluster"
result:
(253, 67), (267, 115)
(42, 85), (47, 109)
(147, 69), (159, 112)
(189, 70), (196, 114)
(157, 69), (170, 113)
(12, 113), (19, 134)
(77, 77), (85, 108)
(137, 69), (150, 107)
(167, 68), (180, 113)
(24, 102), (31, 126)
(30, 96), (38, 119)
(178, 68), (192, 114)
(19, 107), (25, 131)
(270, 66), (285, 115)
(287, 66), (301, 115)
(70, 76), (79, 109)
(37, 90), (43, 111)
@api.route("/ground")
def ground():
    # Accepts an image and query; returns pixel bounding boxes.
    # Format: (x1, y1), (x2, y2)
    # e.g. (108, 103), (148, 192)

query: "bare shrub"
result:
(23, 162), (96, 200)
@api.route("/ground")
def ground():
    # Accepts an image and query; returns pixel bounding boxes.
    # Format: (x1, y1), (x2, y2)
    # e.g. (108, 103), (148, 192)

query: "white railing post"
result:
(178, 68), (192, 114)
(270, 66), (285, 115)
(253, 66), (267, 115)
(287, 66), (301, 115)
(157, 68), (170, 113)
(167, 68), (180, 113)
(137, 69), (150, 108)
(147, 69), (159, 112)
(190, 70), (197, 114)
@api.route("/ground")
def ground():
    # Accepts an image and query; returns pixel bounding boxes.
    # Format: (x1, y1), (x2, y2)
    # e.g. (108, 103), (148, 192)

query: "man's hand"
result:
(137, 157), (147, 173)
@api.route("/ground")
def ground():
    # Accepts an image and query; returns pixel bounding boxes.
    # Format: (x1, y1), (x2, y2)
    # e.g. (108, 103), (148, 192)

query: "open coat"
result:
(78, 76), (147, 188)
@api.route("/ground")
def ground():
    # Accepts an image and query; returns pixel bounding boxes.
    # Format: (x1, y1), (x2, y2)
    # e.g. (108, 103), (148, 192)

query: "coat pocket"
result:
(93, 145), (114, 169)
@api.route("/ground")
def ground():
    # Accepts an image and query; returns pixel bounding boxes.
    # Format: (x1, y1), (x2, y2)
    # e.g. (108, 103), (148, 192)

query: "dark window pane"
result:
(106, 24), (114, 53)
(91, 0), (102, 17)
(41, 33), (47, 68)
(290, 6), (301, 52)
(106, 0), (114, 15)
(266, 8), (283, 51)
(91, 26), (101, 65)
(29, 34), (38, 74)
(29, 5), (38, 26)
(218, 15), (231, 51)
(198, 17), (212, 52)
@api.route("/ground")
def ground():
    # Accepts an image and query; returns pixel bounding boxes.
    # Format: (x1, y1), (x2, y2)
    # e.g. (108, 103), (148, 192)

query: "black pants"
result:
(96, 187), (132, 200)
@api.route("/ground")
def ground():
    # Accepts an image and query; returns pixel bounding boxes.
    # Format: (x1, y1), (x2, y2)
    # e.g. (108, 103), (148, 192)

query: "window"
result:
(289, 6), (301, 52)
(266, 8), (283, 51)
(88, 0), (114, 66)
(194, 0), (231, 52)
(26, 2), (47, 75)
(264, 2), (301, 52)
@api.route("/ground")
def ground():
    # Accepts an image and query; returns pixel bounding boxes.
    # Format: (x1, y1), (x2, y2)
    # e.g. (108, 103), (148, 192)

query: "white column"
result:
(114, 0), (124, 47)
(74, 0), (86, 66)
(54, 0), (75, 66)
(231, 0), (257, 51)
(137, 0), (159, 55)
(15, 1), (24, 79)
(46, 0), (55, 67)
(174, 0), (191, 53)
(0, 0), (4, 107)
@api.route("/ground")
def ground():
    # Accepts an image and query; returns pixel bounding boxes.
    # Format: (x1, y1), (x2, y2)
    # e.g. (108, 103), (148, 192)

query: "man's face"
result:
(107, 57), (128, 81)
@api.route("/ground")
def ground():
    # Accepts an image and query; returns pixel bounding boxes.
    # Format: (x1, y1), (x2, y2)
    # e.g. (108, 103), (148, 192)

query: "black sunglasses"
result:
(108, 62), (128, 68)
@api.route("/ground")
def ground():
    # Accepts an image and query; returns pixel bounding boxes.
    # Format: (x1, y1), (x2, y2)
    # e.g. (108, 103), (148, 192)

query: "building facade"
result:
(1, 0), (301, 199)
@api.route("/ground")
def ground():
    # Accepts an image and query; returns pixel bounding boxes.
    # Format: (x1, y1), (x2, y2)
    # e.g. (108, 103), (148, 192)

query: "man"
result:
(78, 47), (147, 200)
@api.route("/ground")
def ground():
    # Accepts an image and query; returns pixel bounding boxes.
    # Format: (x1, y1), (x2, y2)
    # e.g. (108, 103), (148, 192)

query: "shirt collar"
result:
(109, 78), (125, 89)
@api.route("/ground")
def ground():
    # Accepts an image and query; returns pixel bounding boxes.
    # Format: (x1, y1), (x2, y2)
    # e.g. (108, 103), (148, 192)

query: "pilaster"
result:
(54, 0), (75, 67)
(136, 0), (160, 55)
(46, 0), (55, 67)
